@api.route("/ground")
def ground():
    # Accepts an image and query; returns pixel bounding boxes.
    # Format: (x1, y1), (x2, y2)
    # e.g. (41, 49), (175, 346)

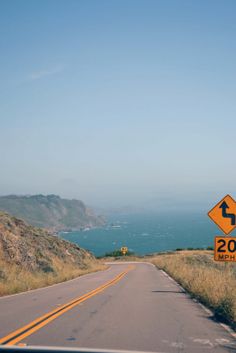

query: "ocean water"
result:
(58, 212), (232, 257)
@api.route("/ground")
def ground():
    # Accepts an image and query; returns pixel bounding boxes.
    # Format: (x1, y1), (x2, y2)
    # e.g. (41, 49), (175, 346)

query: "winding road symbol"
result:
(208, 195), (236, 235)
(219, 201), (236, 226)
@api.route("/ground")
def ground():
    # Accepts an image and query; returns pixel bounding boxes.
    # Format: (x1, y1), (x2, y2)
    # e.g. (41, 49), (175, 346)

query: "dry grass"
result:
(0, 258), (106, 296)
(149, 251), (236, 328)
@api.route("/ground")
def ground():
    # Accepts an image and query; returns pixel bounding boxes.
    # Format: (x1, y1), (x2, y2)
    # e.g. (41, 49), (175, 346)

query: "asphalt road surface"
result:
(0, 262), (235, 353)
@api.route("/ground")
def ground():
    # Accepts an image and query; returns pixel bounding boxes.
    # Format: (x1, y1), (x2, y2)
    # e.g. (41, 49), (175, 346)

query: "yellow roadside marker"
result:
(121, 246), (128, 255)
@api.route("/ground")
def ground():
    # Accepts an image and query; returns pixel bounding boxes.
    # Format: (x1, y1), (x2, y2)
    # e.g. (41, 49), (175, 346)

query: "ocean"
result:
(58, 212), (232, 257)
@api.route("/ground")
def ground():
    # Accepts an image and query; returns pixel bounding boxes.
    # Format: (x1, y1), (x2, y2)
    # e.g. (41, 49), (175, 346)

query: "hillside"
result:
(0, 212), (104, 296)
(0, 194), (105, 231)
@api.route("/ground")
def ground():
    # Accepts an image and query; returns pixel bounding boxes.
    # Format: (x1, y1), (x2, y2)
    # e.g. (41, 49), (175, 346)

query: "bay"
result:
(58, 212), (231, 257)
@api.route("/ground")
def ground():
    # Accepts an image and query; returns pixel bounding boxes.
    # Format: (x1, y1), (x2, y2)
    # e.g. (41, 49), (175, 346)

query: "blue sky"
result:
(0, 0), (236, 210)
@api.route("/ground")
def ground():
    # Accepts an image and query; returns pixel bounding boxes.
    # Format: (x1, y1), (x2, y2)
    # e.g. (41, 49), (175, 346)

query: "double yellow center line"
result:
(0, 265), (134, 346)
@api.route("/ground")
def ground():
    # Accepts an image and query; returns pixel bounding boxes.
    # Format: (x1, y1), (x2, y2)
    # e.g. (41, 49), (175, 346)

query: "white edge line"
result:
(219, 323), (236, 339)
(160, 270), (186, 292)
(159, 268), (236, 339)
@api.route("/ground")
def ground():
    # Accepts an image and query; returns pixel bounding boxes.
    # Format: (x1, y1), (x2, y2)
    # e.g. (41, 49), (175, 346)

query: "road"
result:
(0, 262), (235, 352)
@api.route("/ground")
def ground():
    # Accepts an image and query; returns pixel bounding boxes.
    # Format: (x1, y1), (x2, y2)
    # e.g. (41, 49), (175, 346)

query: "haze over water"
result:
(59, 212), (236, 257)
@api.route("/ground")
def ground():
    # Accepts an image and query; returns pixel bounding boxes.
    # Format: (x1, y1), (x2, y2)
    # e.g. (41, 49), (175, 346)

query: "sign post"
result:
(208, 195), (236, 262)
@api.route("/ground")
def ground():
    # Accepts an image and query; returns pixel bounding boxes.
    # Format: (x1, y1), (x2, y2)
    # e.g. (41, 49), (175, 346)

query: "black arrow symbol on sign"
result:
(219, 201), (236, 226)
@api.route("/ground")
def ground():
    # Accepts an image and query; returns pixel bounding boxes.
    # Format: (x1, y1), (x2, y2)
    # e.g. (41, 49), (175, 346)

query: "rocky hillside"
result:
(0, 194), (105, 231)
(0, 212), (104, 295)
(0, 211), (96, 272)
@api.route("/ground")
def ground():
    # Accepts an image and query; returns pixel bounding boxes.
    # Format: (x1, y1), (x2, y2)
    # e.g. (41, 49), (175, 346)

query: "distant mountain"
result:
(0, 194), (105, 231)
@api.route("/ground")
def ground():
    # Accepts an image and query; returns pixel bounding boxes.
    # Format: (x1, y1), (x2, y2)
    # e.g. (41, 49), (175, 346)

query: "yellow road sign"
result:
(208, 195), (236, 235)
(121, 246), (128, 255)
(214, 236), (236, 262)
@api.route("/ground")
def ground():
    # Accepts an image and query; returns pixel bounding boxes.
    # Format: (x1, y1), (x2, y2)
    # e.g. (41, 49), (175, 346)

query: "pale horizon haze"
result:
(0, 0), (236, 211)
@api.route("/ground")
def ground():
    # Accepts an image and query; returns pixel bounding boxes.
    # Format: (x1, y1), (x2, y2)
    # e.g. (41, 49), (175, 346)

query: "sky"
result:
(0, 0), (236, 211)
